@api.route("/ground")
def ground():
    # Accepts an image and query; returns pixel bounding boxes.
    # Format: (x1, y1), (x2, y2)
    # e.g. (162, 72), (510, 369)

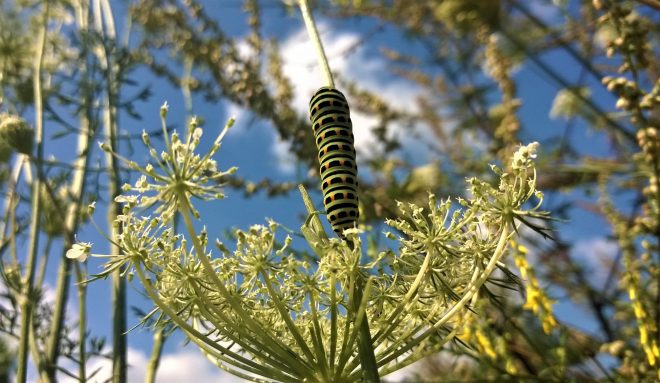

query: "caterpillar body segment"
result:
(309, 87), (359, 238)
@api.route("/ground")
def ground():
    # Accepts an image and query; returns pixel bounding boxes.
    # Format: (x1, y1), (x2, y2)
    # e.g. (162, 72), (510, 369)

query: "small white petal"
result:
(66, 242), (91, 262)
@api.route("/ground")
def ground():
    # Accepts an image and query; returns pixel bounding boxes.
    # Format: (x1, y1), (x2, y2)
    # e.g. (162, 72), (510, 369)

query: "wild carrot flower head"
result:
(74, 102), (550, 382)
(100, 102), (237, 220)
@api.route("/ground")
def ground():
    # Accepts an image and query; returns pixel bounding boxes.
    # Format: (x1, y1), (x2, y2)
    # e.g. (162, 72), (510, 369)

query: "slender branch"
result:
(372, 250), (433, 344)
(632, 0), (660, 11)
(16, 2), (49, 381)
(133, 265), (282, 378)
(379, 225), (512, 366)
(509, 0), (606, 84)
(334, 264), (360, 374)
(194, 302), (300, 378)
(176, 195), (317, 380)
(90, 0), (128, 379)
(351, 275), (380, 382)
(308, 291), (330, 378)
(44, 1), (97, 379)
(0, 157), (26, 252)
(75, 263), (87, 381)
(499, 26), (636, 143)
(371, 327), (458, 379)
(298, 0), (335, 88)
(329, 273), (338, 375)
(144, 329), (164, 383)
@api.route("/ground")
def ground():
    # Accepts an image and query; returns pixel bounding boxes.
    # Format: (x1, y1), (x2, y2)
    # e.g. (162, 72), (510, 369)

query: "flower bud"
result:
(99, 142), (111, 152)
(142, 130), (150, 146)
(160, 101), (169, 118)
(0, 115), (33, 155)
(88, 201), (97, 215)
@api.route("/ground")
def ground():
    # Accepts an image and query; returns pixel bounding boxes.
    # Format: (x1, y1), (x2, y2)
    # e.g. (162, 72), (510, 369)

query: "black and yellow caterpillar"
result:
(309, 87), (359, 238)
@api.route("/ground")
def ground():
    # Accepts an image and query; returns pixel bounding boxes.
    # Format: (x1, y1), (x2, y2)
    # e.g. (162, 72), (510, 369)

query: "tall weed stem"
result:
(16, 2), (48, 381)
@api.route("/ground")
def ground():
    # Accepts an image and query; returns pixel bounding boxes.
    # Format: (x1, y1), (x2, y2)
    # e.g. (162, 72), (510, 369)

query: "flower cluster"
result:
(0, 114), (33, 161)
(100, 103), (237, 221)
(69, 105), (548, 382)
(512, 241), (557, 334)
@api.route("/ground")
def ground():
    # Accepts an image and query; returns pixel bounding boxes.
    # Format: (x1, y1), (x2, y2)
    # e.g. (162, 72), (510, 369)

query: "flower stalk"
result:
(144, 329), (165, 383)
(16, 2), (48, 381)
(44, 2), (102, 380)
(298, 0), (334, 88)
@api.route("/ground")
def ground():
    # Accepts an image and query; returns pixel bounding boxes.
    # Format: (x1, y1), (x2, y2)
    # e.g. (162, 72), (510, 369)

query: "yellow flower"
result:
(513, 240), (557, 334)
(476, 329), (497, 359)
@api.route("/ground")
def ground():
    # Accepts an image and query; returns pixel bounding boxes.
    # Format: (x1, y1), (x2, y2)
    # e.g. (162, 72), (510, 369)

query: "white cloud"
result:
(222, 23), (426, 174)
(571, 237), (618, 288)
(57, 347), (148, 383)
(272, 136), (298, 174)
(152, 350), (245, 383)
(58, 347), (243, 383)
(382, 359), (423, 382)
(277, 22), (422, 172)
(382, 353), (475, 382)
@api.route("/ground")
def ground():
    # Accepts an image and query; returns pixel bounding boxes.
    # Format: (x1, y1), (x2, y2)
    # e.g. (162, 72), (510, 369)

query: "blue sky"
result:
(17, 1), (631, 381)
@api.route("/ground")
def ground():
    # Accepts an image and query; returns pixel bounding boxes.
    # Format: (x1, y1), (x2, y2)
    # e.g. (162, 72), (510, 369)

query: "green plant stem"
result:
(307, 289), (330, 378)
(337, 275), (375, 379)
(16, 3), (48, 382)
(259, 270), (317, 364)
(335, 267), (359, 375)
(176, 195), (317, 380)
(371, 249), (433, 344)
(298, 0), (335, 88)
(194, 302), (299, 379)
(133, 264), (290, 380)
(299, 185), (327, 241)
(352, 275), (380, 382)
(144, 329), (164, 383)
(329, 273), (338, 375)
(371, 328), (459, 380)
(92, 0), (128, 378)
(336, 273), (376, 380)
(380, 225), (512, 366)
(35, 237), (52, 288)
(44, 2), (98, 380)
(189, 279), (302, 373)
(106, 68), (128, 383)
(0, 157), (25, 259)
(75, 263), (87, 381)
(28, 322), (47, 381)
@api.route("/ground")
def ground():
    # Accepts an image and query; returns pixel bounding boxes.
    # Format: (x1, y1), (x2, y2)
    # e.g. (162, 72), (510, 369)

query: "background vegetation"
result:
(0, 0), (658, 382)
